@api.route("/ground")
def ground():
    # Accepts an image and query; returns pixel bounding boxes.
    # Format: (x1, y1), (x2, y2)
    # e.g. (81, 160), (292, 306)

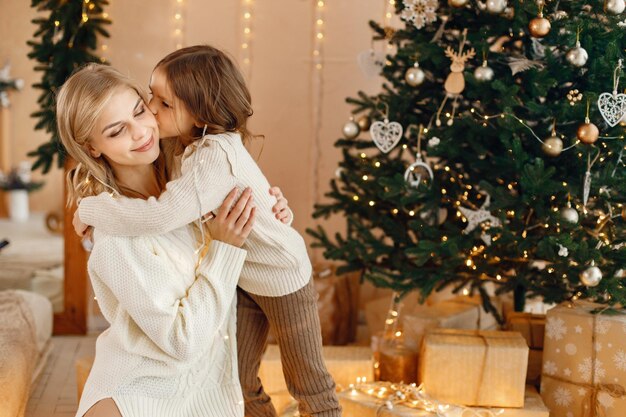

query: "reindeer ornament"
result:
(436, 29), (475, 126)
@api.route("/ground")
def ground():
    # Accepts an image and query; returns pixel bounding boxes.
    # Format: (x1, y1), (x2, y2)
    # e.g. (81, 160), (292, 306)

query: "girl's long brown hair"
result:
(155, 45), (259, 145)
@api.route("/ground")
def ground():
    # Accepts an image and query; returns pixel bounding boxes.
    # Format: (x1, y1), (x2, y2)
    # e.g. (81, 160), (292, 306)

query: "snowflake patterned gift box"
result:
(419, 329), (529, 407)
(540, 301), (626, 417)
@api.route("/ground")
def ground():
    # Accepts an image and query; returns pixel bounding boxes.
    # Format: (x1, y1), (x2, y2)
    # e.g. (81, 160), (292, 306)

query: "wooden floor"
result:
(26, 335), (97, 417)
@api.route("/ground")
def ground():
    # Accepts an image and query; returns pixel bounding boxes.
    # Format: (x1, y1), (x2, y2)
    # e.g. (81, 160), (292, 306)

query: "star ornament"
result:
(458, 194), (502, 234)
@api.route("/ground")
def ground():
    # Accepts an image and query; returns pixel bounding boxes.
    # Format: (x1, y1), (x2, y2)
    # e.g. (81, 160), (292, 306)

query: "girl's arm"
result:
(78, 144), (237, 236)
(91, 237), (246, 362)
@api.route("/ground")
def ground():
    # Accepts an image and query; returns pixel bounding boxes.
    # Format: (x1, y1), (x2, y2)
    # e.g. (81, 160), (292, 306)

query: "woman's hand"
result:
(269, 186), (293, 224)
(206, 188), (256, 247)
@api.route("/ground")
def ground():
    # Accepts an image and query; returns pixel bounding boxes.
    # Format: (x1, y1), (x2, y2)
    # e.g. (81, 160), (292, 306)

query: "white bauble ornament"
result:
(580, 262), (602, 287)
(606, 0), (626, 14)
(542, 136), (563, 157)
(561, 205), (579, 224)
(486, 0), (507, 14)
(566, 42), (589, 67)
(342, 119), (360, 139)
(474, 61), (494, 82)
(405, 63), (425, 87)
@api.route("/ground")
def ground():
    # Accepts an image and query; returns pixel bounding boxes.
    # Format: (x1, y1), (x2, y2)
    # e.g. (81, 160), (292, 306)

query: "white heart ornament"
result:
(357, 50), (386, 78)
(370, 119), (403, 153)
(597, 92), (626, 127)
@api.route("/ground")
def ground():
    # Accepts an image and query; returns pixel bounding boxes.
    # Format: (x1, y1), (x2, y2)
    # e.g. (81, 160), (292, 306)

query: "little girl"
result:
(77, 45), (341, 417)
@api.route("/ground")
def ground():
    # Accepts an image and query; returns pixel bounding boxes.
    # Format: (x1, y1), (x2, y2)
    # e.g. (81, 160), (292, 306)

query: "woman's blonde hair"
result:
(57, 64), (167, 206)
(154, 45), (260, 145)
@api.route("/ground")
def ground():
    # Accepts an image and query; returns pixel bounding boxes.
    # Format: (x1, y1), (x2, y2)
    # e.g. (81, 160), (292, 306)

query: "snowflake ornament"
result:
(558, 244), (569, 257)
(401, 0), (438, 30)
(546, 316), (567, 340)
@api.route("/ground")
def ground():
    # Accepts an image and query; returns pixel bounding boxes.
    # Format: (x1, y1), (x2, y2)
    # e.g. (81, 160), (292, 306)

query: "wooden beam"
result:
(53, 158), (88, 335)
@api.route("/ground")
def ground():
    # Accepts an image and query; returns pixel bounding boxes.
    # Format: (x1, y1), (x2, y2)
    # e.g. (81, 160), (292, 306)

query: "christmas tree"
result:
(27, 0), (110, 173)
(308, 0), (626, 315)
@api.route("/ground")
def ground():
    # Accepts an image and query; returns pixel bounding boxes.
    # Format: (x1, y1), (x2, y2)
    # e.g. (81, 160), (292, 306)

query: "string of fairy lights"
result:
(240, 0), (254, 80)
(312, 0), (327, 205)
(173, 0), (186, 50)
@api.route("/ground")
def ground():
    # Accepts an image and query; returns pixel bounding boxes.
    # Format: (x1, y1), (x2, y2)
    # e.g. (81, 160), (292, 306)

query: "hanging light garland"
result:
(173, 0), (186, 50)
(311, 0), (327, 206)
(240, 0), (254, 80)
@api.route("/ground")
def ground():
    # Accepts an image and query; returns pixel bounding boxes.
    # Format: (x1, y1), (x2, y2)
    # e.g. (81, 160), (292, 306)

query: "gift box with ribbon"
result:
(419, 329), (529, 407)
(506, 311), (546, 387)
(540, 301), (626, 417)
(402, 295), (499, 352)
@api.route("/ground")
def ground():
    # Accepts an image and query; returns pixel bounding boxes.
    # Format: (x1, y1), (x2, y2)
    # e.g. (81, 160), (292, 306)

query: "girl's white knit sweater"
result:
(78, 132), (311, 297)
(75, 227), (247, 417)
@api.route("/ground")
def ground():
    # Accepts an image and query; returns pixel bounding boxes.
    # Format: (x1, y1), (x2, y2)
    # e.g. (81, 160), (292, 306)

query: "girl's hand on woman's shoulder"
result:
(206, 187), (255, 247)
(269, 186), (292, 224)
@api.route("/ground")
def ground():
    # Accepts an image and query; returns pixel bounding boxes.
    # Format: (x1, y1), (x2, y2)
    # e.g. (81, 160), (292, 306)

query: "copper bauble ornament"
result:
(577, 122), (599, 144)
(357, 115), (371, 131)
(542, 136), (563, 157)
(529, 15), (551, 38)
(342, 118), (360, 139)
(449, 0), (469, 7)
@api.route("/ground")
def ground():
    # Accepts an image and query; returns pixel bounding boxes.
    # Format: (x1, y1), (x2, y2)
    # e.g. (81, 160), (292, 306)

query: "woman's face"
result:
(89, 87), (160, 169)
(147, 66), (196, 139)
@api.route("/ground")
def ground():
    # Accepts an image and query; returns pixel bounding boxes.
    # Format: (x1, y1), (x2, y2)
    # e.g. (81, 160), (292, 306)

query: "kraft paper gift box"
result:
(540, 301), (626, 417)
(365, 293), (421, 337)
(402, 295), (499, 352)
(419, 329), (529, 407)
(259, 344), (373, 400)
(338, 386), (549, 417)
(506, 312), (545, 350)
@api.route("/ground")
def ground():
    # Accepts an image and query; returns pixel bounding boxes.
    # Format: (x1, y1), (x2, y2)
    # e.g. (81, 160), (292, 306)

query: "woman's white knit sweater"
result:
(79, 132), (311, 297)
(75, 227), (247, 417)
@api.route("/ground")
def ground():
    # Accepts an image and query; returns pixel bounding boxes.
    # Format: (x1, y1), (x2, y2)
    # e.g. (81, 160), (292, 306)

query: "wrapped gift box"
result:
(419, 329), (528, 407)
(364, 293), (421, 337)
(258, 344), (373, 398)
(402, 296), (499, 352)
(338, 386), (549, 417)
(540, 301), (626, 417)
(506, 311), (545, 350)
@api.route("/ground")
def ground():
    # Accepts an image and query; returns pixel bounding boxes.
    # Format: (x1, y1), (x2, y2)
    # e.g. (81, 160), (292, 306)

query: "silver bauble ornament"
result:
(474, 61), (494, 82)
(342, 119), (360, 139)
(580, 262), (602, 287)
(405, 63), (425, 87)
(566, 42), (588, 67)
(542, 136), (563, 157)
(486, 0), (507, 13)
(606, 0), (626, 14)
(561, 205), (579, 224)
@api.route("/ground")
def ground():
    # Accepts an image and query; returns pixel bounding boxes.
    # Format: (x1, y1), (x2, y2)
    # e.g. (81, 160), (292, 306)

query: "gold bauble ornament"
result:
(449, 0), (469, 7)
(529, 16), (551, 38)
(580, 261), (602, 287)
(357, 115), (371, 131)
(542, 136), (563, 157)
(577, 122), (599, 144)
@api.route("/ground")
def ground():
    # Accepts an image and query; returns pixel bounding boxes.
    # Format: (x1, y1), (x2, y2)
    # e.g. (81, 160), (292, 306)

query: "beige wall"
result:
(0, 0), (385, 260)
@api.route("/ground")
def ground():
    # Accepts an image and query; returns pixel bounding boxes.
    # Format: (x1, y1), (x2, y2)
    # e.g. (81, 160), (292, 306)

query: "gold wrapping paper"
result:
(379, 344), (418, 384)
(365, 293), (421, 337)
(540, 302), (626, 417)
(419, 329), (529, 407)
(506, 312), (545, 350)
(338, 386), (549, 417)
(402, 296), (499, 352)
(258, 345), (373, 396)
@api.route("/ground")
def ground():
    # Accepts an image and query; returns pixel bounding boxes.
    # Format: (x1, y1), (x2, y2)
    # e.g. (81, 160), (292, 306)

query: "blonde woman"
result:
(57, 64), (258, 417)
